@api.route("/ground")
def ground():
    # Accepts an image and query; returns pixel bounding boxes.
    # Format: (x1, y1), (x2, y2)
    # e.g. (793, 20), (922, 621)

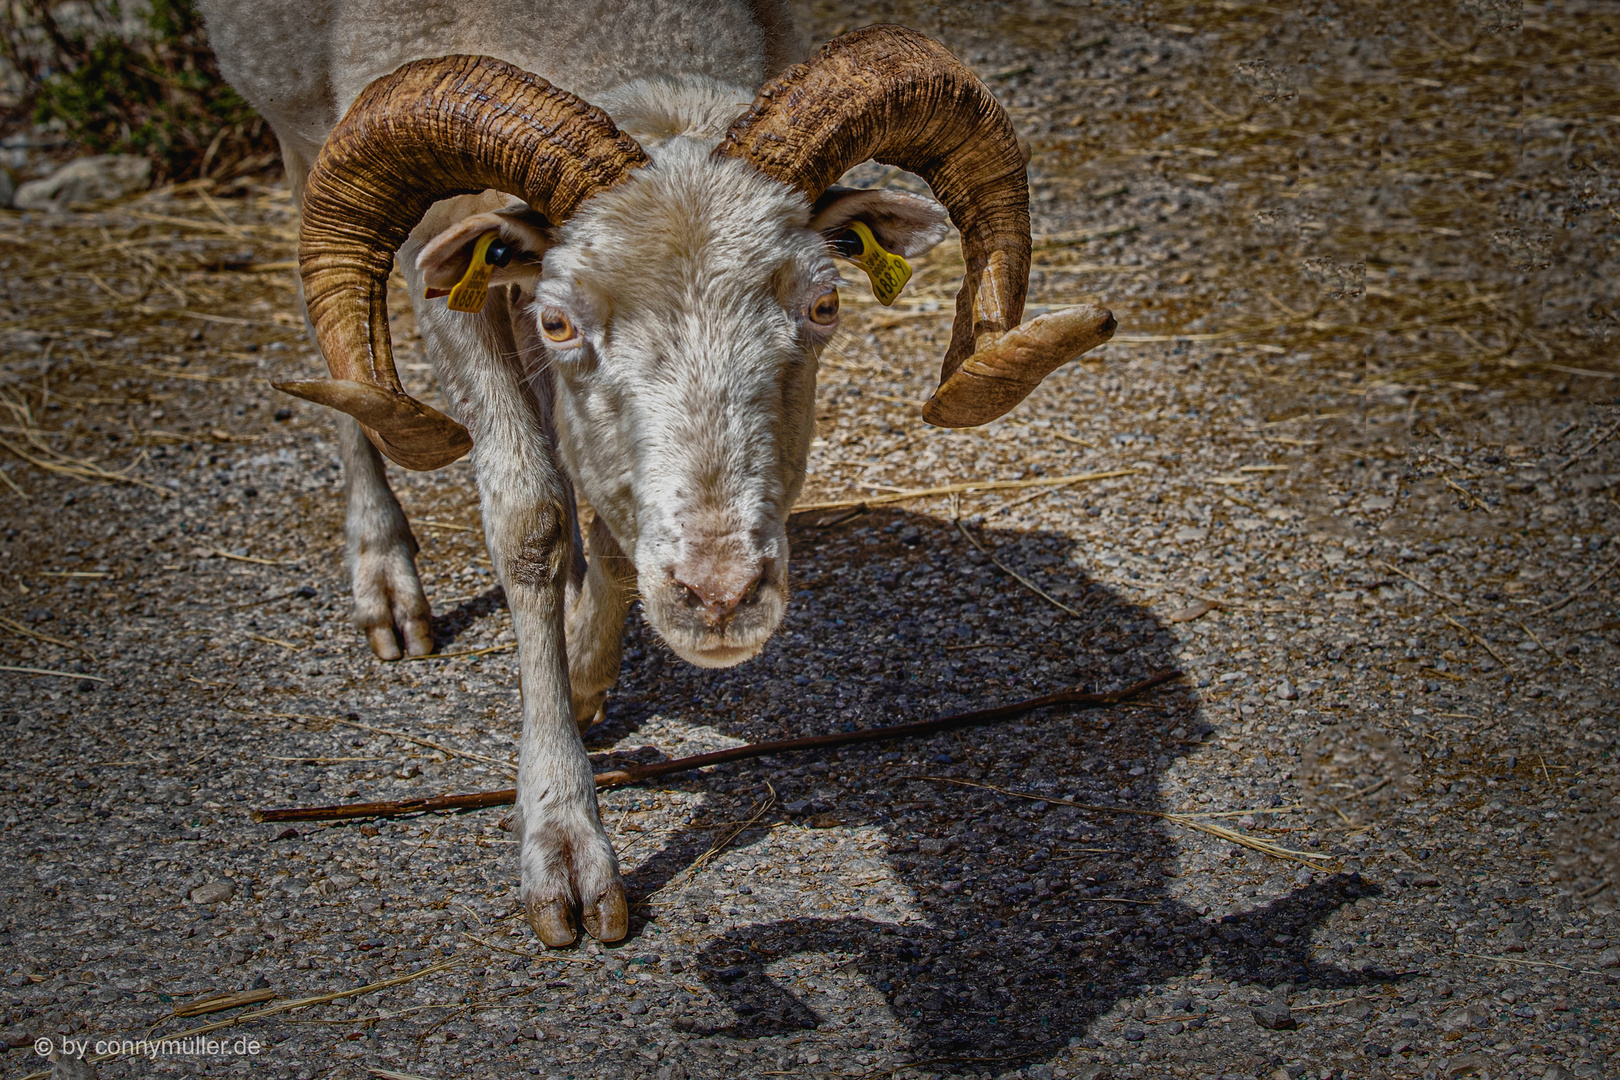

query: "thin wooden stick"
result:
(236, 710), (518, 776)
(955, 518), (1083, 618)
(792, 469), (1139, 513)
(251, 670), (1183, 823)
(0, 664), (107, 681)
(10, 960), (463, 1080)
(1530, 551), (1620, 615)
(1443, 613), (1510, 668)
(0, 614), (91, 655)
(919, 776), (1332, 866)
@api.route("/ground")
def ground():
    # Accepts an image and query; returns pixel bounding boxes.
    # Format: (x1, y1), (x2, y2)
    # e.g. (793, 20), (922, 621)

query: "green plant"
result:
(0, 0), (278, 181)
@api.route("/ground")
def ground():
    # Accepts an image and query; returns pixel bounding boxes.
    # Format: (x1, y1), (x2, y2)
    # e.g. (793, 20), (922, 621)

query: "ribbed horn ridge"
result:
(286, 55), (651, 470)
(715, 25), (1114, 427)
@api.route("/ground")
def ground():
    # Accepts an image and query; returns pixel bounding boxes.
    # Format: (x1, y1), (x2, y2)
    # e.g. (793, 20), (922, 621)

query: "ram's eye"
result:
(539, 307), (578, 345)
(807, 288), (840, 326)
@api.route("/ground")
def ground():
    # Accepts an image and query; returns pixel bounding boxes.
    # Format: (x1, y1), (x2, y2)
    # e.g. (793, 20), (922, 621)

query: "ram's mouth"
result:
(672, 637), (770, 669)
(643, 586), (786, 670)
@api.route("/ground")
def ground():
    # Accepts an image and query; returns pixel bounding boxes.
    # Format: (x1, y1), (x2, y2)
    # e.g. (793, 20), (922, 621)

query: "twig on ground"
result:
(795, 504), (868, 529)
(245, 633), (302, 652)
(0, 432), (170, 496)
(1442, 613), (1510, 668)
(1556, 417), (1620, 472)
(1443, 476), (1493, 513)
(459, 932), (592, 963)
(409, 518), (480, 533)
(250, 671), (1182, 823)
(1461, 952), (1608, 976)
(0, 614), (91, 656)
(640, 785), (781, 912)
(237, 709), (518, 777)
(916, 777), (1333, 866)
(983, 475), (1091, 518)
(11, 960), (463, 1080)
(211, 549), (298, 566)
(1531, 551), (1620, 615)
(792, 469), (1139, 513)
(401, 642), (517, 663)
(0, 664), (107, 681)
(1505, 616), (1559, 666)
(954, 518), (1083, 617)
(171, 988), (276, 1017)
(0, 465), (28, 500)
(1378, 560), (1475, 611)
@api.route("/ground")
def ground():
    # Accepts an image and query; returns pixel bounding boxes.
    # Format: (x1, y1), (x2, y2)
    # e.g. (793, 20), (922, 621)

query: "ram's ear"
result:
(416, 205), (552, 296)
(808, 185), (950, 258)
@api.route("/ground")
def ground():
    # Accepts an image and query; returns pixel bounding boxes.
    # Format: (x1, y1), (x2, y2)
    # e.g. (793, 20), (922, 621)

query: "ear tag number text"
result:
(840, 221), (912, 306)
(442, 231), (513, 314)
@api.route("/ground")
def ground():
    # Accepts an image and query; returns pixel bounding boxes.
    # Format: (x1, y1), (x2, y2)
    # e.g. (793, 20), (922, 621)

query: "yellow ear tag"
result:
(445, 231), (499, 314)
(842, 221), (912, 306)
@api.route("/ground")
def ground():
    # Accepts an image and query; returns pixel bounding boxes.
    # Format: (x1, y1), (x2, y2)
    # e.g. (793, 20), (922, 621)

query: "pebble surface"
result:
(2, 2), (1618, 1079)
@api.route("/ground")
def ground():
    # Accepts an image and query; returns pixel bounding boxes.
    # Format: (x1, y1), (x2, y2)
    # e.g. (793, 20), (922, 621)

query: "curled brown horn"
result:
(715, 25), (1114, 427)
(282, 55), (650, 470)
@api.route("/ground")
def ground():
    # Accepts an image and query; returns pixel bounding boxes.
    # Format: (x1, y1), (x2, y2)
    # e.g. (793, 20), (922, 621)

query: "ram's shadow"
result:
(431, 585), (508, 649)
(586, 508), (1394, 1070)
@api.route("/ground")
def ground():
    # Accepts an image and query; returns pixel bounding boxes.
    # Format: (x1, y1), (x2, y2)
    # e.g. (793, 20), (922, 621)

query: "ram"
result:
(197, 0), (1115, 946)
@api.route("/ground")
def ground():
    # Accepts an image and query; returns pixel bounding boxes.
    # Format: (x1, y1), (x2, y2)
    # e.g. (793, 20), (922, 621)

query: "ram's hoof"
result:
(526, 897), (578, 948)
(583, 882), (629, 943)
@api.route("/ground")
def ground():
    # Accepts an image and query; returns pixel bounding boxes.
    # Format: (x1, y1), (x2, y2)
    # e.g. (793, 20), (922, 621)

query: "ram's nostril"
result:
(669, 560), (768, 626)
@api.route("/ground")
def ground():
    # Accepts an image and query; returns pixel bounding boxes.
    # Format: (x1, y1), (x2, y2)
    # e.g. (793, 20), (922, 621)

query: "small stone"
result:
(1166, 599), (1213, 623)
(190, 879), (236, 905)
(1445, 1051), (1493, 1076)
(1438, 1006), (1491, 1032)
(1025, 1066), (1055, 1080)
(1122, 1026), (1145, 1041)
(50, 1057), (98, 1080)
(1595, 947), (1619, 968)
(1252, 1002), (1297, 1030)
(1273, 679), (1298, 701)
(13, 155), (151, 211)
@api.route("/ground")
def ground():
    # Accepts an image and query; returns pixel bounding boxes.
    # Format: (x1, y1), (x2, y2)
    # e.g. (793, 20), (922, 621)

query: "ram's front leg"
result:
(337, 414), (434, 660)
(566, 515), (637, 732)
(487, 494), (627, 946)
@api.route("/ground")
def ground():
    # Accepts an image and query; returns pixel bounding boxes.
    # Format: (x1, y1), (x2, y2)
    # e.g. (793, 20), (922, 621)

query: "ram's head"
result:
(277, 27), (1115, 668)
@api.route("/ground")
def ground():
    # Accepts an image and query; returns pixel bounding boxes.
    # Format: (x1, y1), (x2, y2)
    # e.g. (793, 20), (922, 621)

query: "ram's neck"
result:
(594, 76), (756, 153)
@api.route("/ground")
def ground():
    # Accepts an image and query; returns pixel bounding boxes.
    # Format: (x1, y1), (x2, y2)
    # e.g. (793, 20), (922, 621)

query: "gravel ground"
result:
(2, 2), (1618, 1079)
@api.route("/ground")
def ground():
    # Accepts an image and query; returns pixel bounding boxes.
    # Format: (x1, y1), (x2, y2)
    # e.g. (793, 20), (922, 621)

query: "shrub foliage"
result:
(0, 0), (278, 181)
